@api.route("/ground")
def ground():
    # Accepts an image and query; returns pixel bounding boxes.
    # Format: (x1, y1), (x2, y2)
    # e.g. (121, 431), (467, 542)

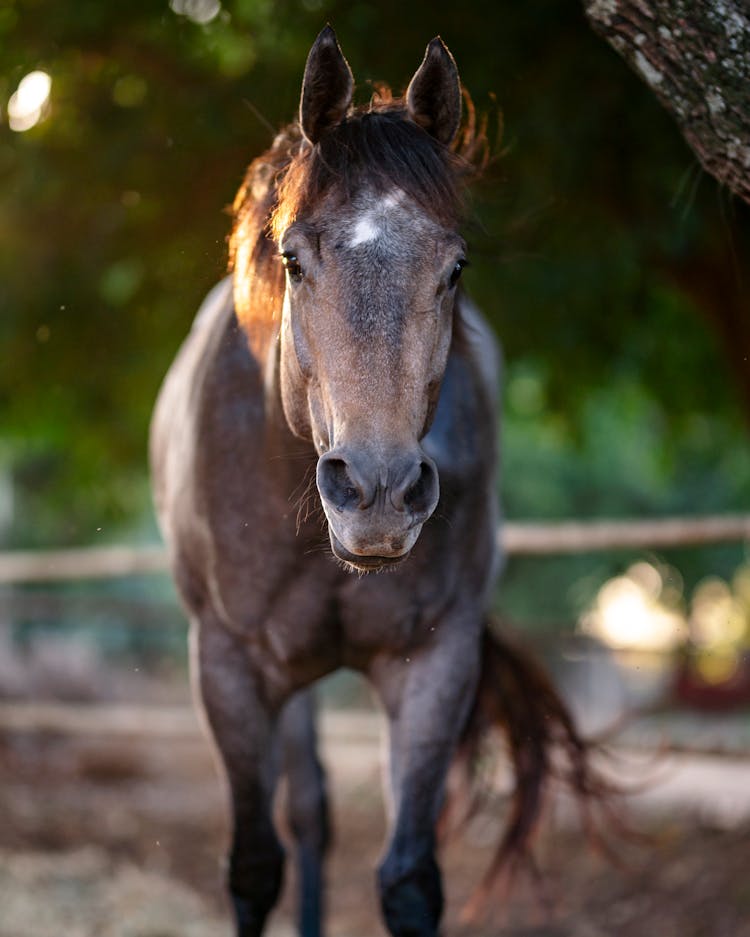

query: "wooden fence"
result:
(1, 514), (748, 750)
(1, 513), (748, 584)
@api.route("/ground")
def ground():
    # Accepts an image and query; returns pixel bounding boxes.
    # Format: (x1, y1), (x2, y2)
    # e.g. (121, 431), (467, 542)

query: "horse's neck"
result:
(453, 292), (501, 406)
(230, 281), (320, 479)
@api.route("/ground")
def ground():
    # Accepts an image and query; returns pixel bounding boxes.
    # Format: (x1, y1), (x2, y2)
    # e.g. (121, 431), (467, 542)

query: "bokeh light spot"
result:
(169, 0), (221, 25)
(7, 70), (51, 132)
(580, 562), (687, 653)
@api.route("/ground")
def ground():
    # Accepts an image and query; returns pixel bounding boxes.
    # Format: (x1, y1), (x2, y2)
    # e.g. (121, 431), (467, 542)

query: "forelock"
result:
(270, 103), (471, 241)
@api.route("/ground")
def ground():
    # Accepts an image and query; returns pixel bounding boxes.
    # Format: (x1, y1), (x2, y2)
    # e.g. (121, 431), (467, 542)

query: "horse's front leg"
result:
(192, 617), (286, 937)
(280, 689), (330, 937)
(369, 620), (482, 937)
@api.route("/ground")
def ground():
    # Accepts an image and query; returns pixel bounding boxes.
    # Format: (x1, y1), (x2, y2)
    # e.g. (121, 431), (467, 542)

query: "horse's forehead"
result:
(334, 188), (442, 258)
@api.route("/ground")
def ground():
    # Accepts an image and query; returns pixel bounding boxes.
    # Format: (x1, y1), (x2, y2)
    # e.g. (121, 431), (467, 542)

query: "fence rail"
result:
(1, 700), (749, 762)
(0, 544), (168, 584)
(0, 514), (748, 584)
(502, 514), (750, 555)
(1, 516), (749, 753)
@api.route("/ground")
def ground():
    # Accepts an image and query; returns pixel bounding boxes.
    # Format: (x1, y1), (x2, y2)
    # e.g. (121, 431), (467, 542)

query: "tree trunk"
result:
(584, 0), (750, 205)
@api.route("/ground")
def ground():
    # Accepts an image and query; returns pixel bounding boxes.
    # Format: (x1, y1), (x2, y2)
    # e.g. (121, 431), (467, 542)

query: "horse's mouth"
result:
(329, 532), (410, 572)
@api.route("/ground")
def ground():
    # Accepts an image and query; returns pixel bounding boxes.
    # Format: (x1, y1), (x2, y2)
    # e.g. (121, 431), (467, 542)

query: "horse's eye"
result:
(282, 252), (303, 281)
(449, 259), (467, 288)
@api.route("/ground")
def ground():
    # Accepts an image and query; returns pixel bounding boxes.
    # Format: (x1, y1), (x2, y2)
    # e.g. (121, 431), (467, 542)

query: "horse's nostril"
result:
(319, 451), (437, 520)
(317, 456), (364, 511)
(401, 460), (438, 519)
(404, 461), (429, 508)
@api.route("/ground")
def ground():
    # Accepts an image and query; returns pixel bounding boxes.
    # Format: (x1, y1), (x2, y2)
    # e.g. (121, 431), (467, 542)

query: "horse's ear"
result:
(299, 25), (354, 145)
(406, 37), (461, 146)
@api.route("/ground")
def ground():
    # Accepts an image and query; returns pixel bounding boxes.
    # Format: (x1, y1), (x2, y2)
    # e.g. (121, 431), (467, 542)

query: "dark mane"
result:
(229, 88), (487, 334)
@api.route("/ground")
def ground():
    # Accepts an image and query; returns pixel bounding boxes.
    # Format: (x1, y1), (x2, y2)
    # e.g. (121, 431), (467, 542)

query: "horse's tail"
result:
(450, 620), (618, 917)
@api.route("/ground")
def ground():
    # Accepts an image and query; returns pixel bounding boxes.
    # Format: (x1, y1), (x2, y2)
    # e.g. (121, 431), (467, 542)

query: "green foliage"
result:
(1, 0), (748, 609)
(500, 360), (750, 625)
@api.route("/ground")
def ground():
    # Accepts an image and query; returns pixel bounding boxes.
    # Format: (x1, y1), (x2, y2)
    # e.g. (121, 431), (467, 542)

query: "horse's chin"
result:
(328, 531), (411, 573)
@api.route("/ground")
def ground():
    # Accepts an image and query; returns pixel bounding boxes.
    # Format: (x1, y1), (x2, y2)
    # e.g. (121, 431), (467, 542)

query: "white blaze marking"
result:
(349, 214), (381, 248)
(381, 190), (404, 210)
(347, 189), (407, 249)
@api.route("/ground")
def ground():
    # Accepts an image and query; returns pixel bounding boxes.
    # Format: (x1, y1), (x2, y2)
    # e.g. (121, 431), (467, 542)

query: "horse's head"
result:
(273, 29), (469, 571)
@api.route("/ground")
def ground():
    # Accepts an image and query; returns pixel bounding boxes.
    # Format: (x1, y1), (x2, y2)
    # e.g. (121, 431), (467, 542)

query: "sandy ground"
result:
(1, 704), (750, 937)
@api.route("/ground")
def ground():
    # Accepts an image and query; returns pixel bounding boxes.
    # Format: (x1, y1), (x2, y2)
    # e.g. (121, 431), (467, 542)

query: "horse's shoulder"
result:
(190, 276), (235, 334)
(153, 277), (259, 432)
(150, 277), (262, 528)
(190, 277), (259, 399)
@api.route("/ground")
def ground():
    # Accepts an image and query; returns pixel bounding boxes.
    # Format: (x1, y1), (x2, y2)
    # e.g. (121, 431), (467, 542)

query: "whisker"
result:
(287, 463), (329, 535)
(303, 542), (333, 559)
(268, 449), (317, 463)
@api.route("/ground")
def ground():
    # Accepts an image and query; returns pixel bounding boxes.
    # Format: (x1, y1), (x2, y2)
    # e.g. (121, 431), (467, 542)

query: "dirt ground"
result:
(1, 706), (750, 937)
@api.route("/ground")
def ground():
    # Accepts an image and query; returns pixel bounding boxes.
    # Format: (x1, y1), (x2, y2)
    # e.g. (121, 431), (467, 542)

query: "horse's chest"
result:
(230, 560), (339, 691)
(336, 562), (454, 657)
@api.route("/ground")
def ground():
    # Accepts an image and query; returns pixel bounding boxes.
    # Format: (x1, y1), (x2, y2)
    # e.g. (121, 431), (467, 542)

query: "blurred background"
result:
(1, 2), (750, 934)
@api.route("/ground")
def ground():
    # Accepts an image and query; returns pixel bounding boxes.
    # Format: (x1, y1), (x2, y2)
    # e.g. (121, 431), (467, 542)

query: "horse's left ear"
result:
(300, 25), (354, 145)
(406, 37), (461, 145)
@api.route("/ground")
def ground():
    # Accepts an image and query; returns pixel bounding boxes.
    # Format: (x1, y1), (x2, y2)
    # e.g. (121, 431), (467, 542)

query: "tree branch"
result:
(584, 0), (750, 204)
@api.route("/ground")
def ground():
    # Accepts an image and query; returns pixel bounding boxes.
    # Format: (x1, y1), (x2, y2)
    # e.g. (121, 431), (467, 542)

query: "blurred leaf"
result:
(0, 0), (748, 626)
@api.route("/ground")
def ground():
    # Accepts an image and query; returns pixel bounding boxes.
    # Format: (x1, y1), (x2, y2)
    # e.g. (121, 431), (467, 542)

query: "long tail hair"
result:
(450, 620), (622, 917)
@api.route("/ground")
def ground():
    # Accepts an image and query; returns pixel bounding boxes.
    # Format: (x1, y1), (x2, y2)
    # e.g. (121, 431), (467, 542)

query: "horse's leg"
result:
(369, 625), (481, 937)
(280, 689), (330, 937)
(193, 618), (285, 937)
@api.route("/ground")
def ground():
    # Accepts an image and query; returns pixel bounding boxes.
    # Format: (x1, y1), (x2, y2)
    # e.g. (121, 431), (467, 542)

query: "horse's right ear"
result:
(299, 26), (354, 145)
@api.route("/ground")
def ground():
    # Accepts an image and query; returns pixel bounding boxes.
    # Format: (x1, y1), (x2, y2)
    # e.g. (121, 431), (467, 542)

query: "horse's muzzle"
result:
(316, 447), (439, 570)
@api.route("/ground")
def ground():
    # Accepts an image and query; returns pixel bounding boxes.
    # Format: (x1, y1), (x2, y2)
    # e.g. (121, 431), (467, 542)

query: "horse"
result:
(151, 26), (598, 937)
